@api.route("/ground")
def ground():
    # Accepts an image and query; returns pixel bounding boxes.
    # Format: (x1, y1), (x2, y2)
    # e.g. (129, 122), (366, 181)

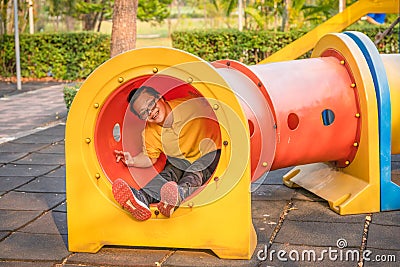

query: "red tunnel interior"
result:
(94, 75), (208, 189)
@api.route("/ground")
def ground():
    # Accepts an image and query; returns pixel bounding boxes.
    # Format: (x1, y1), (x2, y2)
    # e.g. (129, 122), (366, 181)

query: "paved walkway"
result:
(0, 82), (68, 144)
(0, 83), (399, 266)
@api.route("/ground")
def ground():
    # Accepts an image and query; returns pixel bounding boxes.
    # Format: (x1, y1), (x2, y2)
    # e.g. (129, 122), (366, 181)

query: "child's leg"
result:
(179, 149), (221, 195)
(158, 150), (221, 217)
(142, 159), (189, 202)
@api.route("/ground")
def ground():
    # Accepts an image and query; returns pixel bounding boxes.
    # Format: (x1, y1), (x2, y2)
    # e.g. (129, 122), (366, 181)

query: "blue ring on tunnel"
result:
(344, 31), (400, 211)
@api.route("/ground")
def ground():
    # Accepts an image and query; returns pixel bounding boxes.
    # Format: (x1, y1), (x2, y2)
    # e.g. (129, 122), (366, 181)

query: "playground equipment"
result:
(259, 0), (400, 63)
(65, 31), (400, 259)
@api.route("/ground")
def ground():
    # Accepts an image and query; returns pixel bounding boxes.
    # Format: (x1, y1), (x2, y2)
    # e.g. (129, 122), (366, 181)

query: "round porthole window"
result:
(113, 123), (121, 142)
(287, 113), (299, 130)
(322, 109), (335, 126)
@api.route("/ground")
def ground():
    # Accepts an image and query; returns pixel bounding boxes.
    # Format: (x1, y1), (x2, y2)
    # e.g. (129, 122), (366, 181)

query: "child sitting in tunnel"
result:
(113, 86), (221, 221)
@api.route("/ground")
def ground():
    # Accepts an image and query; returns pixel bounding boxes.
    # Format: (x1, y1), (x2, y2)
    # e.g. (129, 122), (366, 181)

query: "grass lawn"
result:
(136, 37), (172, 48)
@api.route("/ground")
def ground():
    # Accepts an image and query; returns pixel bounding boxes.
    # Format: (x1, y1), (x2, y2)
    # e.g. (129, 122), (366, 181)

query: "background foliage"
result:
(172, 25), (399, 64)
(0, 25), (398, 80)
(63, 82), (82, 109)
(171, 28), (307, 64)
(0, 32), (110, 80)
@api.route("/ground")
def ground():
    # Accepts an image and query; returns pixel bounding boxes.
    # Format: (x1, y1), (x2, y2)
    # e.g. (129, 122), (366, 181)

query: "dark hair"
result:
(127, 86), (161, 116)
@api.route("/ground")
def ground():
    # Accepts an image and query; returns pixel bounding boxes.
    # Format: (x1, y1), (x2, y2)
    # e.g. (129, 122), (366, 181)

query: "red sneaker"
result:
(157, 181), (181, 218)
(112, 178), (151, 221)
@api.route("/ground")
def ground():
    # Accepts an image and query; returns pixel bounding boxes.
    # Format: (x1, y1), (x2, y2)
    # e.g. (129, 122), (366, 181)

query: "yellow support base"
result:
(67, 165), (257, 259)
(283, 163), (380, 215)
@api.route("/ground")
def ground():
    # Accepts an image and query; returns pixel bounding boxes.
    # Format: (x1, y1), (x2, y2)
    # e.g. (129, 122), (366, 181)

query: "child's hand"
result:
(114, 150), (134, 166)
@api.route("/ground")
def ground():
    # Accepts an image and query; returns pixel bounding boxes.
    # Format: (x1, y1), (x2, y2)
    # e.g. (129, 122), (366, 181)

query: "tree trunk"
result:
(339, 0), (346, 12)
(110, 0), (138, 58)
(96, 0), (108, 32)
(65, 16), (75, 32)
(281, 0), (291, 32)
(83, 13), (98, 31)
(82, 14), (91, 30)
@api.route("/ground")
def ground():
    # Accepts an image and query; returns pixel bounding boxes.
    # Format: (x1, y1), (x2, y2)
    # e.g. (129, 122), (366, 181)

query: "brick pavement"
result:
(0, 83), (399, 266)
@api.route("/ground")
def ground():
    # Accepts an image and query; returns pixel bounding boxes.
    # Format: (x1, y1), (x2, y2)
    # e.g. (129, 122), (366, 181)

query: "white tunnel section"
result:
(214, 66), (276, 182)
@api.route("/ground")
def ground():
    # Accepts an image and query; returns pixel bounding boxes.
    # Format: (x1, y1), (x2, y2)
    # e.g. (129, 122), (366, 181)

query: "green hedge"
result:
(171, 29), (308, 64)
(171, 25), (399, 65)
(1, 26), (398, 81)
(0, 32), (110, 80)
(63, 82), (82, 110)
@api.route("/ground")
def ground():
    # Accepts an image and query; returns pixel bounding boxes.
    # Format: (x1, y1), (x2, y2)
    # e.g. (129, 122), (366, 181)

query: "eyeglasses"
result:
(138, 98), (157, 120)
